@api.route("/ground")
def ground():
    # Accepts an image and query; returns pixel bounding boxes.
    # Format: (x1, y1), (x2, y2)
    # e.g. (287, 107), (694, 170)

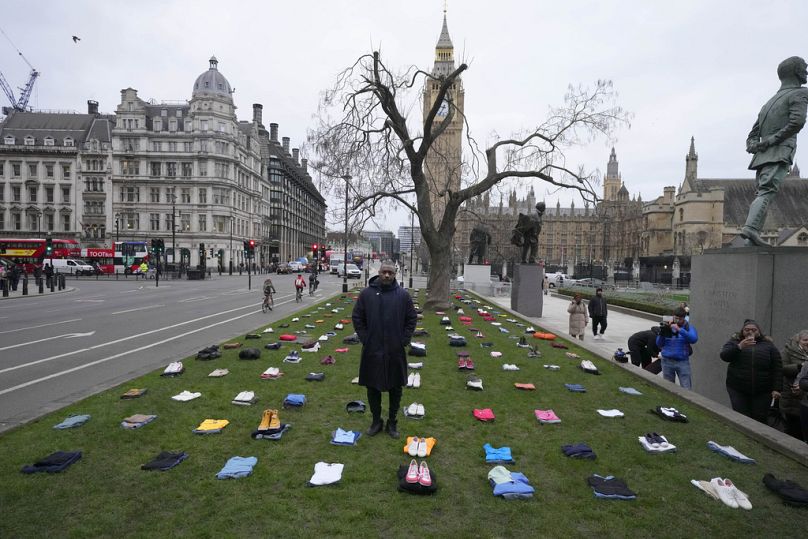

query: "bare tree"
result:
(309, 50), (629, 309)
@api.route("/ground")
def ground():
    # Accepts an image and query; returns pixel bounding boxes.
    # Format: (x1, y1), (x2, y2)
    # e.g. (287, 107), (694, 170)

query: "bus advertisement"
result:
(0, 238), (80, 273)
(80, 241), (149, 274)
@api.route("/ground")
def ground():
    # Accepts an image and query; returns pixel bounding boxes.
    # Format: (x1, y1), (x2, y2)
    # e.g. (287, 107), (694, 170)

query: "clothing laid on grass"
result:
(597, 409), (624, 418)
(565, 383), (586, 393)
(283, 394), (306, 408)
(309, 462), (344, 486)
(473, 408), (496, 422)
(251, 424), (290, 440)
(651, 406), (688, 422)
(619, 387), (642, 396)
(121, 388), (148, 399)
(53, 414), (91, 429)
(330, 428), (361, 446)
(216, 456), (258, 479)
(562, 443), (596, 460)
(402, 436), (436, 457)
(535, 409), (561, 424)
(232, 391), (257, 405)
(586, 474), (637, 500)
(638, 434), (677, 453)
(487, 466), (535, 499)
(171, 390), (201, 402)
(208, 369), (229, 377)
(20, 451), (82, 474)
(763, 473), (808, 506)
(161, 362), (184, 376)
(706, 441), (755, 463)
(121, 414), (157, 429)
(193, 419), (229, 434)
(514, 383), (535, 390)
(141, 451), (188, 471)
(483, 444), (515, 464)
(260, 367), (282, 380)
(397, 463), (437, 495)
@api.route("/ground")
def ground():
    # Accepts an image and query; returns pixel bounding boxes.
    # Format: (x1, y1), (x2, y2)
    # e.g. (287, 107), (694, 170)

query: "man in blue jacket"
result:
(656, 307), (698, 389)
(352, 261), (417, 438)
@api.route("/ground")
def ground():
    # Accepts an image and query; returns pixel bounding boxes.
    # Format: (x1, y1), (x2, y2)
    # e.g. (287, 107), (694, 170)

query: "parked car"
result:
(569, 277), (614, 289)
(337, 263), (362, 279)
(276, 263), (291, 274)
(547, 273), (570, 288)
(50, 258), (96, 276)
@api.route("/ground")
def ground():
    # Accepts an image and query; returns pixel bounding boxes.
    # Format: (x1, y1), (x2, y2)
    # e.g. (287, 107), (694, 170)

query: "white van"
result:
(547, 272), (570, 288)
(50, 258), (95, 275)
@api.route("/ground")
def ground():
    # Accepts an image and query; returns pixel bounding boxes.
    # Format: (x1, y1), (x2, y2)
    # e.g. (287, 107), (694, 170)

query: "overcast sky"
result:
(3, 0), (807, 232)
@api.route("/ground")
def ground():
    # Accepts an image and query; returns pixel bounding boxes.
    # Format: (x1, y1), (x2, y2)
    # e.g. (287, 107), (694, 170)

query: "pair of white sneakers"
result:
(692, 478), (752, 510)
(407, 436), (429, 457)
(406, 403), (426, 417)
(593, 334), (605, 340)
(406, 372), (421, 388)
(502, 364), (520, 371)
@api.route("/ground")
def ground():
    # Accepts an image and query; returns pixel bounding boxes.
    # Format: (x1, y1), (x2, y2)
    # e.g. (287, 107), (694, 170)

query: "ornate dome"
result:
(192, 56), (233, 100)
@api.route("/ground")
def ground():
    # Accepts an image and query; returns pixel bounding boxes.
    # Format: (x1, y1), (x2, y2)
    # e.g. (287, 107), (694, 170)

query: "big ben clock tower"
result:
(423, 10), (465, 228)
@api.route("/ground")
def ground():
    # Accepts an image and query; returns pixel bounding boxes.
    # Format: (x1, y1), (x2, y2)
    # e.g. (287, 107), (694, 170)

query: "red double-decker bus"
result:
(80, 241), (149, 274)
(0, 238), (80, 273)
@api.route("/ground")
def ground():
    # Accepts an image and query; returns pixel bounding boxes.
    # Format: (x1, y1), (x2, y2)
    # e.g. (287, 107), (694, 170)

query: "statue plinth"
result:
(510, 264), (544, 317)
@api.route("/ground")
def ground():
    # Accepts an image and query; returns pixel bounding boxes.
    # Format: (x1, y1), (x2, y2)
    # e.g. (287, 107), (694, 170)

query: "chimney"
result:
(301, 158), (308, 172)
(282, 137), (290, 153)
(269, 123), (278, 142)
(292, 148), (299, 164)
(252, 103), (263, 126)
(663, 186), (676, 205)
(87, 100), (99, 115)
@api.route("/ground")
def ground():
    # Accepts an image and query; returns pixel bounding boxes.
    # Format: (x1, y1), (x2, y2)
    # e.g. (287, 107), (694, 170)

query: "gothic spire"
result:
(688, 136), (697, 158)
(432, 11), (456, 77)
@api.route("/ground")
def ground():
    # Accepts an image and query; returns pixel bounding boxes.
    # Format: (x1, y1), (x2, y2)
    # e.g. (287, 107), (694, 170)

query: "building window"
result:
(46, 187), (53, 202)
(44, 137), (54, 146)
(201, 120), (208, 132)
(62, 186), (70, 203)
(166, 188), (175, 203)
(63, 214), (71, 231)
(63, 137), (74, 147)
(28, 163), (38, 178)
(24, 136), (35, 146)
(152, 141), (161, 152)
(167, 162), (177, 177)
(798, 232), (808, 246)
(169, 119), (176, 132)
(199, 161), (207, 176)
(198, 214), (207, 231)
(168, 141), (177, 152)
(153, 119), (162, 132)
(150, 213), (160, 231)
(13, 212), (21, 230)
(198, 188), (207, 204)
(46, 164), (54, 178)
(200, 139), (208, 152)
(181, 188), (191, 203)
(165, 213), (173, 231)
(679, 208), (684, 222)
(150, 162), (161, 177)
(125, 213), (137, 230)
(3, 136), (14, 145)
(180, 213), (191, 231)
(46, 213), (54, 231)
(12, 186), (21, 202)
(29, 186), (37, 202)
(120, 160), (138, 176)
(0, 162), (3, 177)
(12, 163), (21, 177)
(0, 210), (4, 230)
(120, 186), (138, 202)
(150, 187), (160, 203)
(181, 163), (192, 177)
(183, 142), (192, 152)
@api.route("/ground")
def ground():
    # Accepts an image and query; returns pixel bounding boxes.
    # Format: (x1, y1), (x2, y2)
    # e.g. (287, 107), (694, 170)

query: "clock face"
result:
(436, 99), (449, 117)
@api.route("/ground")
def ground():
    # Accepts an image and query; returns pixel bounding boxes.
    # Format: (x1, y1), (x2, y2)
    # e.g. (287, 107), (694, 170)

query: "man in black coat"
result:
(352, 261), (417, 438)
(588, 288), (608, 340)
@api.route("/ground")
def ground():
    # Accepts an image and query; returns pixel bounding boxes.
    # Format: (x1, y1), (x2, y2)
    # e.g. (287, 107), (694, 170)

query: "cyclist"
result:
(309, 268), (319, 295)
(262, 277), (276, 311)
(294, 273), (307, 301)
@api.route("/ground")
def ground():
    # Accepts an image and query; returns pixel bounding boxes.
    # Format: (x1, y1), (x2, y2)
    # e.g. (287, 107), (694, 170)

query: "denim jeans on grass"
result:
(661, 357), (691, 389)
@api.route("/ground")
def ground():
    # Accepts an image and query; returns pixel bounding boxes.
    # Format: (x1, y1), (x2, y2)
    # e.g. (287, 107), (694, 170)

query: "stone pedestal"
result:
(511, 264), (543, 317)
(690, 247), (808, 406)
(463, 264), (491, 292)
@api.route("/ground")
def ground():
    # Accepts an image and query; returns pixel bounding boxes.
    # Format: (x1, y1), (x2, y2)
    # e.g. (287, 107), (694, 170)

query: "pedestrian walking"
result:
(588, 287), (608, 339)
(567, 293), (588, 341)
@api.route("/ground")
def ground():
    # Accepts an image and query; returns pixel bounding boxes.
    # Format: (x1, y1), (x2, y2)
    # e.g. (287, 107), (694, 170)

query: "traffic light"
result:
(199, 243), (206, 260)
(209, 248), (214, 257)
(312, 243), (318, 258)
(248, 239), (256, 259)
(242, 240), (249, 256)
(157, 239), (164, 254)
(45, 234), (53, 256)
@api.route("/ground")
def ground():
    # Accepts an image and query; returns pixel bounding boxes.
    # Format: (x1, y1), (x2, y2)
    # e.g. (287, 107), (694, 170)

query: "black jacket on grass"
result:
(352, 275), (417, 391)
(720, 334), (783, 395)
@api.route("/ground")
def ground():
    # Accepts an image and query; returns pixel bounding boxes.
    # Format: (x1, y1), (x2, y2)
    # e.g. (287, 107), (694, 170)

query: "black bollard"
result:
(60, 274), (66, 290)
(1, 278), (7, 297)
(22, 277), (28, 295)
(39, 278), (44, 294)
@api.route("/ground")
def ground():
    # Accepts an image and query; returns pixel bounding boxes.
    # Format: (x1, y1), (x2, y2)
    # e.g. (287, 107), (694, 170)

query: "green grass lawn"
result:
(1, 290), (807, 538)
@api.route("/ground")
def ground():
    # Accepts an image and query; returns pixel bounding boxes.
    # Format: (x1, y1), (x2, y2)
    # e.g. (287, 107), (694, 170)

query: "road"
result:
(0, 271), (358, 433)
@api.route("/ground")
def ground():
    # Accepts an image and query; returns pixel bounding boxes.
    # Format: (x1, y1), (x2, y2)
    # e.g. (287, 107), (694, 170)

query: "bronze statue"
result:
(468, 223), (491, 264)
(511, 202), (545, 263)
(740, 56), (808, 247)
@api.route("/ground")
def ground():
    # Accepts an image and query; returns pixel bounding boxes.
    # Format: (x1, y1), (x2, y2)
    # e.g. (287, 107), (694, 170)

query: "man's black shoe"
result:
(739, 227), (767, 247)
(386, 420), (400, 439)
(366, 419), (383, 436)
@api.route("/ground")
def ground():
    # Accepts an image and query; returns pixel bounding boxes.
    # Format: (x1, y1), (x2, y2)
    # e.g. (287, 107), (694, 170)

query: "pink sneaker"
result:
(405, 459), (419, 483)
(418, 461), (432, 487)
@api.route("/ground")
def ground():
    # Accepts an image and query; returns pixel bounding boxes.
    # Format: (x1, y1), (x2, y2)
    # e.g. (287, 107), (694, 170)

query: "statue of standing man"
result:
(511, 202), (545, 264)
(740, 56), (808, 247)
(468, 223), (492, 265)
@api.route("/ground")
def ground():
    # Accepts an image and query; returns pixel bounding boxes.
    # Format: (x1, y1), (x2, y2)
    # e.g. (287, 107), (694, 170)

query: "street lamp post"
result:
(114, 213), (120, 243)
(342, 174), (351, 293)
(229, 216), (234, 275)
(408, 208), (414, 289)
(171, 195), (177, 269)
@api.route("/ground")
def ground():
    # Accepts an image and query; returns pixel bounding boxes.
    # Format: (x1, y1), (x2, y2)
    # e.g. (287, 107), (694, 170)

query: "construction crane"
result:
(0, 26), (39, 112)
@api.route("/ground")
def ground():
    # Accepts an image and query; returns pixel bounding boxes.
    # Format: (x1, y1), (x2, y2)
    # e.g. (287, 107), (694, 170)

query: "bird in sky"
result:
(72, 36), (81, 43)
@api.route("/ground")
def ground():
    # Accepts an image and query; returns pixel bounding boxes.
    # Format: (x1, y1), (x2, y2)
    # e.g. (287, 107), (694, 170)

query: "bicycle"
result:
(262, 293), (274, 313)
(295, 287), (303, 303)
(309, 277), (319, 296)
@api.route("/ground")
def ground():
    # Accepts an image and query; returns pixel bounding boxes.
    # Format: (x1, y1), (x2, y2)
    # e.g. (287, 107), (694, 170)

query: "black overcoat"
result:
(352, 275), (417, 391)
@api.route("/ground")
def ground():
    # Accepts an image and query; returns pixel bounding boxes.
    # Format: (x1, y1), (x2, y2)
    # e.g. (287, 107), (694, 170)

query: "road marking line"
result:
(111, 305), (164, 315)
(0, 310), (261, 396)
(0, 298), (293, 375)
(179, 296), (211, 303)
(0, 318), (82, 335)
(0, 331), (96, 352)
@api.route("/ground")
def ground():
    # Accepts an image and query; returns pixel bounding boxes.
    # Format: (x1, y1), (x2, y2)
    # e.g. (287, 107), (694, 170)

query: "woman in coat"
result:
(719, 319), (783, 425)
(782, 330), (808, 440)
(567, 293), (588, 341)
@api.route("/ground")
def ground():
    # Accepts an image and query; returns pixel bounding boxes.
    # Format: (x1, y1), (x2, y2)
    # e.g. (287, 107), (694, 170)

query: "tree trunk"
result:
(423, 234), (452, 310)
